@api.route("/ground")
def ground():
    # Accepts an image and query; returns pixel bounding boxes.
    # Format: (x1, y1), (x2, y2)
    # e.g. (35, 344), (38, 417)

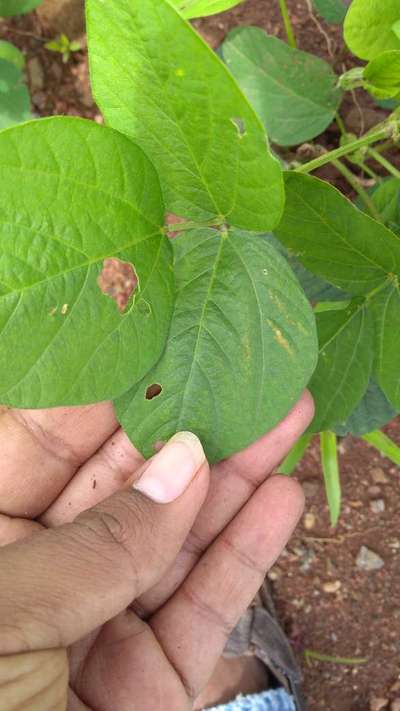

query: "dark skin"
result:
(0, 391), (314, 710)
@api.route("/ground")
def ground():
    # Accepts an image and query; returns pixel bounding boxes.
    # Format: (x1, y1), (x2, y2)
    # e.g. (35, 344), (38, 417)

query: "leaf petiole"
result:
(277, 0), (297, 48)
(368, 147), (400, 179)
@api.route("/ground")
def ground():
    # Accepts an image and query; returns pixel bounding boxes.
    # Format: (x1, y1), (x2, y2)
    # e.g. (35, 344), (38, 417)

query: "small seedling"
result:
(45, 34), (81, 63)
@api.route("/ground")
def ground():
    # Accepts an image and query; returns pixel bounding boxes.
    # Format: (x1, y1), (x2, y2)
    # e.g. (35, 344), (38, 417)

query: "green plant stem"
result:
(368, 147), (400, 179)
(332, 159), (382, 222)
(165, 217), (223, 233)
(296, 126), (393, 174)
(335, 111), (346, 137)
(356, 160), (380, 182)
(278, 0), (297, 48)
(320, 431), (341, 527)
(278, 434), (312, 475)
(362, 430), (400, 465)
(304, 650), (368, 667)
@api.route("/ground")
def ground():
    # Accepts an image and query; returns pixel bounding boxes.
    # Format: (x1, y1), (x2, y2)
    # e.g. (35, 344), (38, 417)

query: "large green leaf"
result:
(334, 378), (397, 436)
(115, 228), (318, 463)
(312, 0), (346, 24)
(87, 0), (283, 232)
(370, 280), (400, 410)
(364, 51), (400, 99)
(0, 117), (174, 407)
(221, 28), (341, 147)
(0, 59), (31, 129)
(171, 0), (243, 19)
(358, 178), (400, 235)
(0, 0), (42, 16)
(344, 0), (400, 61)
(275, 172), (400, 295)
(0, 41), (25, 69)
(308, 303), (374, 433)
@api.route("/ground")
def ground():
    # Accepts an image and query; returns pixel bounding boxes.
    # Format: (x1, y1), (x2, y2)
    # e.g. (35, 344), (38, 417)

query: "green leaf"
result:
(358, 178), (400, 234)
(334, 378), (397, 436)
(171, 0), (244, 19)
(320, 431), (341, 526)
(364, 51), (400, 99)
(278, 433), (312, 474)
(221, 28), (341, 147)
(0, 0), (43, 16)
(362, 429), (400, 465)
(87, 0), (284, 232)
(308, 303), (374, 433)
(370, 280), (400, 409)
(344, 0), (400, 61)
(0, 41), (25, 70)
(115, 228), (318, 463)
(0, 117), (174, 407)
(275, 172), (400, 295)
(312, 0), (347, 24)
(0, 59), (31, 130)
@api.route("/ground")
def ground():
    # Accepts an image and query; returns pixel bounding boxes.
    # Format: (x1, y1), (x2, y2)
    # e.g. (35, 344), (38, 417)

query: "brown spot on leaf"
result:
(165, 212), (188, 239)
(98, 258), (138, 313)
(146, 383), (163, 400)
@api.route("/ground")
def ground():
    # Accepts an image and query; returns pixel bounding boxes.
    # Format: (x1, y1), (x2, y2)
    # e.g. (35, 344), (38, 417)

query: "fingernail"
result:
(133, 432), (205, 503)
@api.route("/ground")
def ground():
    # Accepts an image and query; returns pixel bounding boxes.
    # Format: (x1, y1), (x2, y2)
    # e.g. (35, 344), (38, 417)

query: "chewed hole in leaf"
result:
(230, 117), (247, 138)
(146, 383), (163, 400)
(97, 258), (138, 313)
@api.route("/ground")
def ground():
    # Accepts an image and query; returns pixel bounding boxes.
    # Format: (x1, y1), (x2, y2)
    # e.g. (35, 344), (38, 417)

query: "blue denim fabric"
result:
(205, 688), (296, 711)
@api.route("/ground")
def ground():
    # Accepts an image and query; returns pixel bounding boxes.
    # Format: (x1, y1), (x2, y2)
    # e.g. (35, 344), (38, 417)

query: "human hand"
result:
(0, 392), (313, 711)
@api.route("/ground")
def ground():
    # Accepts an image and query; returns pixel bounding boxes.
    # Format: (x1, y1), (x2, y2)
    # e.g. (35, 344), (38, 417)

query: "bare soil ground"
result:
(1, 2), (399, 709)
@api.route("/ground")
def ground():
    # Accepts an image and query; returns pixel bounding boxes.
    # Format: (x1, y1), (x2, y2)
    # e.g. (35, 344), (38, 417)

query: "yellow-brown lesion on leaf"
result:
(97, 258), (138, 313)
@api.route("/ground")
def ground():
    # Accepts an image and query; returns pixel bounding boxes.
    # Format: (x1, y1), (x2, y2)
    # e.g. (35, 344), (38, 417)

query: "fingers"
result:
(41, 429), (144, 527)
(136, 391), (313, 613)
(0, 403), (118, 518)
(150, 475), (304, 701)
(0, 432), (209, 655)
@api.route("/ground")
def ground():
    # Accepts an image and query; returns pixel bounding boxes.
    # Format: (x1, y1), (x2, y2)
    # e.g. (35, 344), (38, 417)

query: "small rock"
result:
(368, 485), (382, 497)
(268, 567), (282, 581)
(300, 548), (316, 573)
(371, 467), (389, 484)
(322, 580), (342, 594)
(27, 57), (45, 91)
(356, 546), (385, 571)
(304, 512), (316, 530)
(370, 698), (389, 711)
(370, 499), (385, 513)
(391, 700), (400, 711)
(303, 480), (319, 498)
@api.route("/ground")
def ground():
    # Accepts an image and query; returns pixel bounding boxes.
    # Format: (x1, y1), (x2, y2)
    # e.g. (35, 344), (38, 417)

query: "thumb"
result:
(0, 432), (208, 655)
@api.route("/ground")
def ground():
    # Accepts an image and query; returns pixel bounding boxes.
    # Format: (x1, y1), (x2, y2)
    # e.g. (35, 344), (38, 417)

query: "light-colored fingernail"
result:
(133, 432), (205, 503)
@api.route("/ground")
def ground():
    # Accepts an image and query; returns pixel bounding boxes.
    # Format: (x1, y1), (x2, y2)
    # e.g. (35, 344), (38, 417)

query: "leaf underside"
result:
(115, 228), (318, 463)
(87, 0), (284, 232)
(222, 28), (341, 146)
(0, 117), (174, 407)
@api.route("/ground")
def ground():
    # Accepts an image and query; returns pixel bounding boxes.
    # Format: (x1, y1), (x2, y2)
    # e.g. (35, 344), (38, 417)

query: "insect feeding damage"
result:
(146, 383), (163, 400)
(98, 258), (138, 312)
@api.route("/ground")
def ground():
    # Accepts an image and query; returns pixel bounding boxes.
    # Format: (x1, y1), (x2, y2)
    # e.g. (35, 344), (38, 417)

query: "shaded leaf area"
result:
(335, 378), (398, 436)
(221, 28), (341, 146)
(312, 0), (347, 24)
(0, 58), (31, 129)
(0, 117), (174, 407)
(0, 0), (42, 16)
(171, 0), (243, 19)
(344, 0), (400, 61)
(357, 178), (400, 235)
(308, 304), (374, 433)
(370, 282), (400, 410)
(87, 0), (283, 232)
(115, 228), (317, 463)
(276, 172), (400, 295)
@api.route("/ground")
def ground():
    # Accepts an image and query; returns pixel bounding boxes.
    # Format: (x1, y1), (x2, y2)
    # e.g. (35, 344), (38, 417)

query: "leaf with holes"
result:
(0, 117), (174, 408)
(312, 0), (347, 24)
(308, 303), (374, 433)
(171, 0), (244, 19)
(115, 228), (318, 463)
(87, 0), (283, 232)
(370, 280), (400, 410)
(334, 378), (397, 436)
(0, 0), (43, 16)
(344, 0), (400, 61)
(275, 172), (400, 295)
(0, 59), (31, 129)
(221, 28), (341, 146)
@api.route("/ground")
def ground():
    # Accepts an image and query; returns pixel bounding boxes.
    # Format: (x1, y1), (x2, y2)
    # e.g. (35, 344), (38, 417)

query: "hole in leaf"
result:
(97, 258), (138, 313)
(230, 117), (246, 138)
(146, 383), (163, 400)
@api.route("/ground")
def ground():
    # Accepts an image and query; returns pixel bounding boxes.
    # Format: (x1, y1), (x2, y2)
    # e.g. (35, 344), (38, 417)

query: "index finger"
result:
(0, 402), (118, 518)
